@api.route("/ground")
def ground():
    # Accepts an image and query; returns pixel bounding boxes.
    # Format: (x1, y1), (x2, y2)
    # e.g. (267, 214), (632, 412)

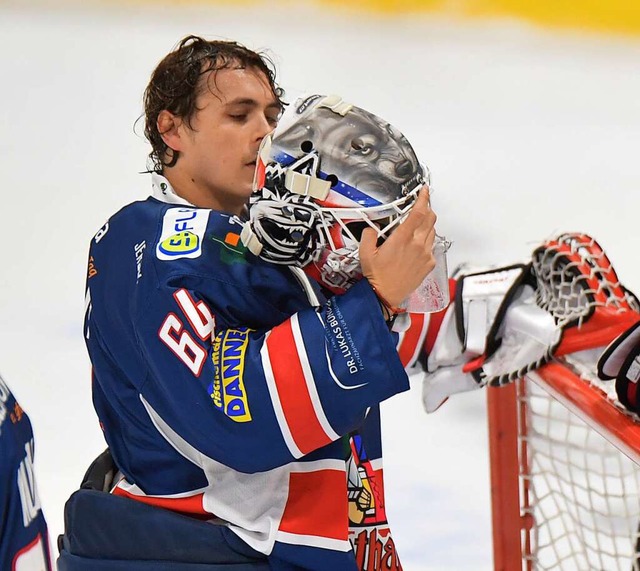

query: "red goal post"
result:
(488, 353), (640, 571)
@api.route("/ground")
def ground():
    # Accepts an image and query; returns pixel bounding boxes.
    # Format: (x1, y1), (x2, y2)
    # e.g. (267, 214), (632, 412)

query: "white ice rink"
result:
(1, 3), (639, 569)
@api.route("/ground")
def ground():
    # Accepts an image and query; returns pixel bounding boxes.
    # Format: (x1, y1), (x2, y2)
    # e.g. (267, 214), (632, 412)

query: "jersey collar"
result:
(151, 173), (194, 206)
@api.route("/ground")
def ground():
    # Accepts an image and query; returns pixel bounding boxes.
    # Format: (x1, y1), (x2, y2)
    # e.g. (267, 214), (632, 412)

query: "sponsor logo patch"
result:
(158, 231), (199, 257)
(209, 231), (249, 265)
(296, 94), (322, 114)
(326, 300), (365, 381)
(209, 329), (252, 422)
(156, 208), (209, 261)
(134, 241), (146, 282)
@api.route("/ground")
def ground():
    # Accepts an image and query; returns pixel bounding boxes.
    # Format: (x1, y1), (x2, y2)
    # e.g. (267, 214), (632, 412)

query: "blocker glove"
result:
(422, 233), (640, 413)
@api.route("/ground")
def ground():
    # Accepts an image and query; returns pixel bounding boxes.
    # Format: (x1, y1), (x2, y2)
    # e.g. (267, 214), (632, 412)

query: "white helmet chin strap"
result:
(283, 156), (331, 200)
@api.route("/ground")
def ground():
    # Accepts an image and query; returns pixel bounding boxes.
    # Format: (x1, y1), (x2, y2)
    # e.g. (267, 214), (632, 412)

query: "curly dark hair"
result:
(143, 35), (285, 172)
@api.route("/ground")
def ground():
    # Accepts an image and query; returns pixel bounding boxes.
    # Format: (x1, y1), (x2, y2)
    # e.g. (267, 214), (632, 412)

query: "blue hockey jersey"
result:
(0, 375), (51, 571)
(83, 174), (430, 571)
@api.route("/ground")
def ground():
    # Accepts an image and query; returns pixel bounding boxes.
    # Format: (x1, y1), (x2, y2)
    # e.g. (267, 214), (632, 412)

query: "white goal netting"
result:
(487, 232), (640, 569)
(516, 352), (640, 571)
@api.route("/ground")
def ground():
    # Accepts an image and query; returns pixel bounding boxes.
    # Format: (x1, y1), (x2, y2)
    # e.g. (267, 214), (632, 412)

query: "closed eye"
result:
(266, 115), (279, 127)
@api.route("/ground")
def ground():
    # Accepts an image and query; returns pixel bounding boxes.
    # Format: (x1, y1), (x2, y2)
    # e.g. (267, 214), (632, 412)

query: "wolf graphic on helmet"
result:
(273, 100), (423, 206)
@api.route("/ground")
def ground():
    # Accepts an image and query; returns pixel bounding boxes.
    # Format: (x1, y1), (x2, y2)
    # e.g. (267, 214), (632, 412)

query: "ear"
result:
(157, 110), (184, 153)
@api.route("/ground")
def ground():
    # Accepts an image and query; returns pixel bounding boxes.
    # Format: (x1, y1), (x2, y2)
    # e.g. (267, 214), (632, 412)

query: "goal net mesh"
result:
(519, 354), (640, 570)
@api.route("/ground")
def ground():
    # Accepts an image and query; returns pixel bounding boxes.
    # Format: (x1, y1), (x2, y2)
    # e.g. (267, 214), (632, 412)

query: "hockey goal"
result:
(488, 350), (640, 571)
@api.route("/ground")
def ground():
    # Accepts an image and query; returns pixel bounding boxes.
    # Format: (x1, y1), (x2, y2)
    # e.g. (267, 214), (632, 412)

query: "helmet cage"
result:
(308, 179), (425, 291)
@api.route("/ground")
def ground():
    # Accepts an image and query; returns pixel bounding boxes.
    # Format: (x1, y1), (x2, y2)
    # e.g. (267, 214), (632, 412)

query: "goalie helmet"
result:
(242, 93), (428, 293)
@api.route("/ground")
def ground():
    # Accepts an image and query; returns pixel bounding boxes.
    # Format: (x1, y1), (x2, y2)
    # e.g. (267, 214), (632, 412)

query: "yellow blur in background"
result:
(100, 0), (640, 36)
(323, 0), (640, 36)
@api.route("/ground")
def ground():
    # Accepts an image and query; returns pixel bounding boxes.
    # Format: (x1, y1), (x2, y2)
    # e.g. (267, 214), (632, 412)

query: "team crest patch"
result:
(156, 208), (209, 261)
(209, 329), (252, 422)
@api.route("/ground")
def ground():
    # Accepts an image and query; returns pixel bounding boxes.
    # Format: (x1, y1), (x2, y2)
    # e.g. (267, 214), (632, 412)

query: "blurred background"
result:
(1, 1), (639, 569)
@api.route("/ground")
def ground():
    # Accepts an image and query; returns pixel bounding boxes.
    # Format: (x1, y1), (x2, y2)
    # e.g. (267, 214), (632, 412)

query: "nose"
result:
(395, 159), (413, 178)
(255, 115), (274, 141)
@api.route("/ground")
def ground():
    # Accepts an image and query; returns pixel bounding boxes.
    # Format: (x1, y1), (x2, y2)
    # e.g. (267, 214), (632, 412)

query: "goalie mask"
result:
(241, 93), (428, 293)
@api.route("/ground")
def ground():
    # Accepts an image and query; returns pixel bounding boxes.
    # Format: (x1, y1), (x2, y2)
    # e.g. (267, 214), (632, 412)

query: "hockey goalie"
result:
(59, 87), (639, 571)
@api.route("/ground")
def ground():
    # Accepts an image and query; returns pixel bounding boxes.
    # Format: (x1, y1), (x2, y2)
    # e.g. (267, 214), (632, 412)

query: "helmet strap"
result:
(284, 170), (331, 200)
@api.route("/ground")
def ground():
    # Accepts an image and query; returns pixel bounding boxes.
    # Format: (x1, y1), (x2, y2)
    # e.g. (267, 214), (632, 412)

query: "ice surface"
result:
(1, 4), (639, 569)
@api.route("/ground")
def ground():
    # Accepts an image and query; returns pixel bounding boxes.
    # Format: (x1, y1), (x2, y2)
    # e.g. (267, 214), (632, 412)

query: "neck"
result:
(162, 170), (245, 216)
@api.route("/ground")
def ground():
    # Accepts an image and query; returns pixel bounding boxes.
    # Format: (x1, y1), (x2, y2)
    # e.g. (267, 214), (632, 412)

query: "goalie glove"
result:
(422, 263), (551, 412)
(597, 321), (640, 413)
(422, 233), (640, 413)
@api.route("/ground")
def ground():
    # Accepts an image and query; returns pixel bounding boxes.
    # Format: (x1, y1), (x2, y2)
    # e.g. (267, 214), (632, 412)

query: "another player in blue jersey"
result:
(0, 373), (52, 571)
(57, 35), (438, 571)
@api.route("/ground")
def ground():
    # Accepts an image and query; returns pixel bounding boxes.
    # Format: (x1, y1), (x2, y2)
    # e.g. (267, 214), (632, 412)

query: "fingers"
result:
(358, 226), (379, 272)
(359, 226), (378, 255)
(414, 185), (431, 209)
(406, 187), (436, 225)
(392, 189), (436, 245)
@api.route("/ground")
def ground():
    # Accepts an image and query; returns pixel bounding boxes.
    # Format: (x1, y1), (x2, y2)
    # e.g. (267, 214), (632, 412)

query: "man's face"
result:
(169, 66), (281, 213)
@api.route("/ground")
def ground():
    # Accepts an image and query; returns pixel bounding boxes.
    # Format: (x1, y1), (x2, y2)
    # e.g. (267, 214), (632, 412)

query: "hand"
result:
(359, 187), (437, 308)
